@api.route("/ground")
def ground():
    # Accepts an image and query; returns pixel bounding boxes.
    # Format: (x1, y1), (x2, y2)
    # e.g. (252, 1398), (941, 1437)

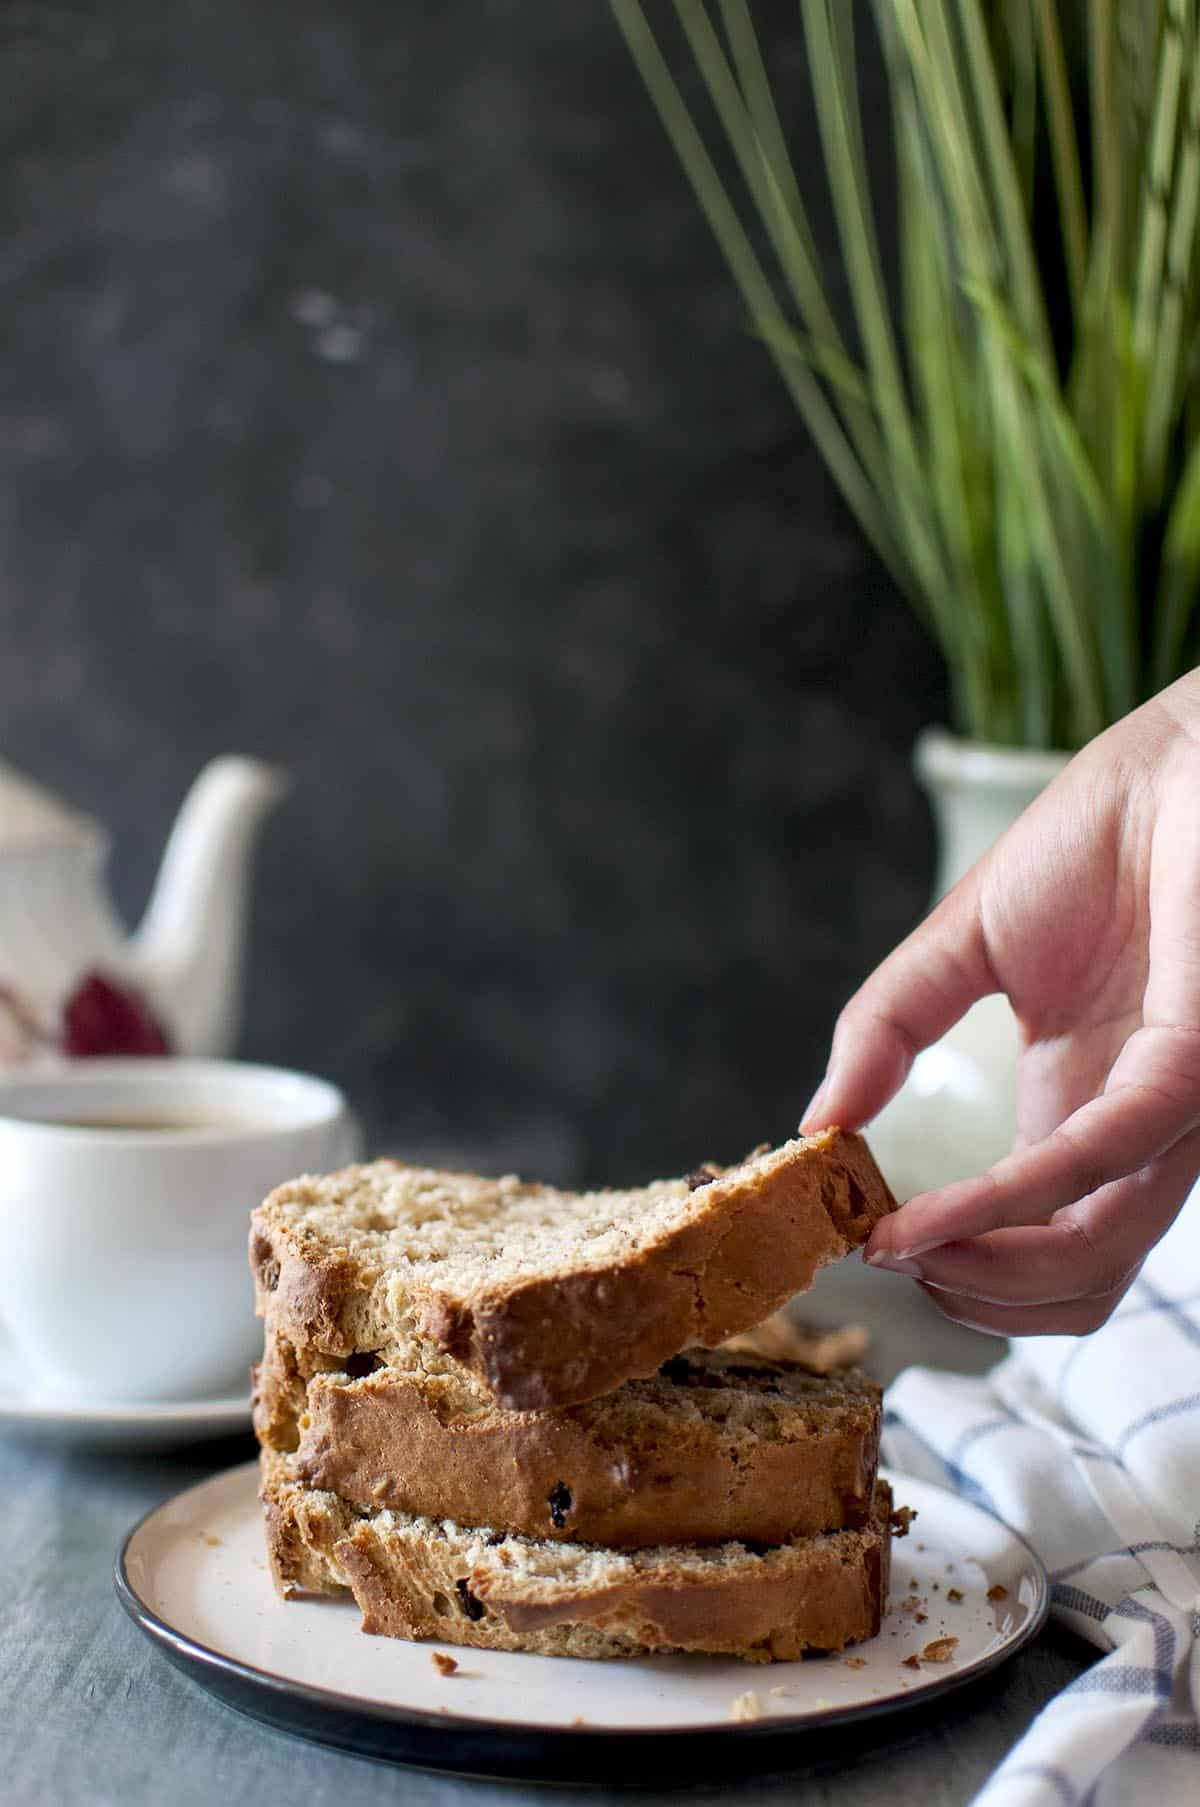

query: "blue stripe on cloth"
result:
(1064, 1666), (1172, 1698)
(1118, 1282), (1200, 1324)
(1055, 1336), (1096, 1410)
(881, 1411), (1001, 1516)
(1071, 1443), (1124, 1466)
(1054, 1285), (1200, 1412)
(1141, 1723), (1200, 1749)
(1052, 1539), (1200, 1583)
(1116, 1393), (1200, 1455)
(1052, 1582), (1112, 1622)
(1118, 1596), (1178, 1680)
(988, 1764), (1079, 1806)
(1132, 1279), (1200, 1347)
(948, 1413), (1017, 1466)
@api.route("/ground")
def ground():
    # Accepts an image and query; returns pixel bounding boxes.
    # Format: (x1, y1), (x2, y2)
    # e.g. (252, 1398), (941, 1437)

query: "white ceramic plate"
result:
(116, 1462), (1048, 1782)
(0, 1338), (250, 1449)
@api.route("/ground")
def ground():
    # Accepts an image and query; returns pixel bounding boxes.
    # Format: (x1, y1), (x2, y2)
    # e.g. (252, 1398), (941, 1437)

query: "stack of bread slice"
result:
(251, 1126), (903, 1664)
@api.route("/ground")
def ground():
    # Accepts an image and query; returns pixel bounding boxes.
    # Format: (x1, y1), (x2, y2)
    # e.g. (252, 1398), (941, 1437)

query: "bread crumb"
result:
(844, 1656), (867, 1669)
(899, 1595), (923, 1614)
(768, 1685), (793, 1698)
(202, 1534), (222, 1547)
(921, 1637), (958, 1663)
(732, 1691), (763, 1722)
(915, 1612), (928, 1624)
(901, 1654), (921, 1670)
(431, 1652), (458, 1676)
(720, 1313), (869, 1372)
(987, 1584), (1009, 1602)
(570, 1716), (587, 1727)
(891, 1505), (917, 1537)
(947, 1587), (964, 1603)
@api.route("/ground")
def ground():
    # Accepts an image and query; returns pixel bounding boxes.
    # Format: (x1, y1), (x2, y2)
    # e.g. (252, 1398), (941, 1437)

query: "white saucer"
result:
(116, 1462), (1048, 1782)
(0, 1339), (250, 1449)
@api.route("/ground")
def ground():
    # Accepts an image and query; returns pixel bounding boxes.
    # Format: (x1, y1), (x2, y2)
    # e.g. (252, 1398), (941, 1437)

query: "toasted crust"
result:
(250, 1129), (896, 1411)
(254, 1327), (882, 1546)
(261, 1453), (893, 1664)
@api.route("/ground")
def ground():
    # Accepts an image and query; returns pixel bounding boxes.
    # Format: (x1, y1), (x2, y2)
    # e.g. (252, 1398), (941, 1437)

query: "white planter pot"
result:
(864, 729), (1070, 1202)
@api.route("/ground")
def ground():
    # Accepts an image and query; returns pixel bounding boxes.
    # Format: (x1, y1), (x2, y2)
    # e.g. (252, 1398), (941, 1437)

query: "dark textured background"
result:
(0, 1), (946, 1184)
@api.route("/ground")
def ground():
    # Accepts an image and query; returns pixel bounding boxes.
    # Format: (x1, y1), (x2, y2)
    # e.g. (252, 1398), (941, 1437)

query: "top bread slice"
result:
(250, 1127), (896, 1412)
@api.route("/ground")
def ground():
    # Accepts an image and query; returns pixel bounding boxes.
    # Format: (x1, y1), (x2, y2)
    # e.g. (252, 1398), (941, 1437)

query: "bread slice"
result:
(250, 1128), (896, 1411)
(253, 1326), (882, 1546)
(260, 1451), (894, 1663)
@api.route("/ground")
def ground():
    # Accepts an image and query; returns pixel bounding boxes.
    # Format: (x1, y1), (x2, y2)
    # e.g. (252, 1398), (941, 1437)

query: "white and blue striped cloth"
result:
(884, 1194), (1200, 1806)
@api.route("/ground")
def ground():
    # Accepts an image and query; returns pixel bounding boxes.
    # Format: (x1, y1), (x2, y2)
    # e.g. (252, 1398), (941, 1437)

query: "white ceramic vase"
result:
(864, 729), (1070, 1203)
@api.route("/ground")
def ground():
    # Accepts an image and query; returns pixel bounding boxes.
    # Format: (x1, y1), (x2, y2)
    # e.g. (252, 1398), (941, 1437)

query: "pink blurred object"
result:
(60, 972), (171, 1058)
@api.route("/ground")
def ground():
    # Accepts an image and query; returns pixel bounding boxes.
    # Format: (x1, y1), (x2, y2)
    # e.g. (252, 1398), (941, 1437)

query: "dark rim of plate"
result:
(113, 1464), (1051, 1784)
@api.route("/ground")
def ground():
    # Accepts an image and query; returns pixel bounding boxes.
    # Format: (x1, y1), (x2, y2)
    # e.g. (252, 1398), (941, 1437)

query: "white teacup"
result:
(0, 1058), (357, 1403)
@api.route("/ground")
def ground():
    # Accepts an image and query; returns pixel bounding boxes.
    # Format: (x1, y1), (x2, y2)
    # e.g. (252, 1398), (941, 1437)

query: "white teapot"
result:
(0, 756), (286, 1062)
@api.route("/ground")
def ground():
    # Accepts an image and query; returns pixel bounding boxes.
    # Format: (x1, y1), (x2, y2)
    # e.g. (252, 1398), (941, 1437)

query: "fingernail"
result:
(801, 1068), (834, 1131)
(865, 1250), (925, 1279)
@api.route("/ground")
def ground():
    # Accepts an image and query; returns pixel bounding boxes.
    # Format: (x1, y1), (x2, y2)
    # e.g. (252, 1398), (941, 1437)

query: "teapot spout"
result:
(130, 757), (288, 1056)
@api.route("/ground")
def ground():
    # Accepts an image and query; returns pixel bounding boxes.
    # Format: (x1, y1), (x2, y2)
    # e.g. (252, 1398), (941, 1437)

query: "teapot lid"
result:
(0, 761), (98, 849)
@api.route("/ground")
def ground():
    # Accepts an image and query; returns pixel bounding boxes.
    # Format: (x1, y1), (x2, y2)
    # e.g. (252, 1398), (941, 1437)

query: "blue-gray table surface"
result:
(0, 1267), (1088, 1807)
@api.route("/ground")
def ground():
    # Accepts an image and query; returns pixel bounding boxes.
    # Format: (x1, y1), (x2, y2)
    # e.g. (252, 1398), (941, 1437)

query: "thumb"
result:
(802, 867), (996, 1133)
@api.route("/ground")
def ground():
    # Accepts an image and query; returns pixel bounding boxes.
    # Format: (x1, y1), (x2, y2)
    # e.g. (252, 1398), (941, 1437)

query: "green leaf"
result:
(612, 0), (1200, 749)
(608, 0), (907, 583)
(1033, 0), (1089, 319)
(1152, 430), (1200, 689)
(965, 275), (1137, 717)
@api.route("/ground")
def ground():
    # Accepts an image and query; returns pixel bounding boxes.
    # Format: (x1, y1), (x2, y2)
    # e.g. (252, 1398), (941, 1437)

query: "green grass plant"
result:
(613, 0), (1200, 747)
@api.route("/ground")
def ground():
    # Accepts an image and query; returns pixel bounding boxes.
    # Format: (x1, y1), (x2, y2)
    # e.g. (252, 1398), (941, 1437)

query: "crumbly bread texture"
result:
(253, 1326), (882, 1546)
(250, 1128), (896, 1411)
(719, 1309), (871, 1374)
(260, 1452), (894, 1663)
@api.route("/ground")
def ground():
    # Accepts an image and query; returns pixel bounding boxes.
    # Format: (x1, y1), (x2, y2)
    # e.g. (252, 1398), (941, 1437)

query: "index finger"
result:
(802, 865), (996, 1133)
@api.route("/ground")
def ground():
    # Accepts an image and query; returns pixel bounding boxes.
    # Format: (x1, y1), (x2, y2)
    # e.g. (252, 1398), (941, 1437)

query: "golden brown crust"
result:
(261, 1453), (893, 1663)
(259, 1462), (356, 1597)
(254, 1327), (882, 1546)
(250, 1129), (897, 1410)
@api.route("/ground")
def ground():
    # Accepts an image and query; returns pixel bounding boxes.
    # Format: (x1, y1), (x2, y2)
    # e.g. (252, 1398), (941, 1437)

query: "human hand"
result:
(802, 672), (1200, 1337)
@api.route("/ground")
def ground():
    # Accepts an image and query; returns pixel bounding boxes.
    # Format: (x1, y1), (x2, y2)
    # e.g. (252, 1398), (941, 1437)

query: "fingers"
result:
(867, 1132), (1200, 1335)
(866, 1022), (1200, 1258)
(1144, 770), (1200, 1029)
(884, 1223), (1138, 1309)
(802, 866), (996, 1133)
(911, 1275), (1138, 1340)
